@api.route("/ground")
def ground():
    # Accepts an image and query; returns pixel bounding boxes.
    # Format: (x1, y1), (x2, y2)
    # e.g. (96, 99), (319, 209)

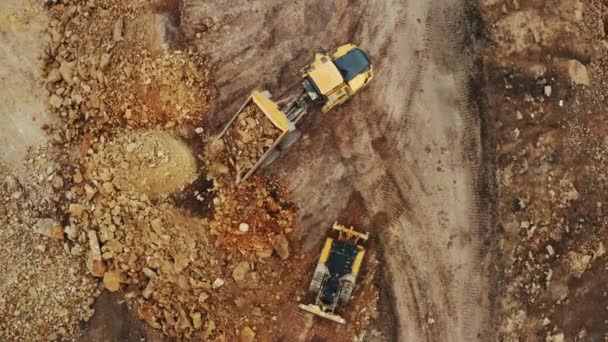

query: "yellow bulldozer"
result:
(217, 44), (373, 183)
(298, 223), (369, 324)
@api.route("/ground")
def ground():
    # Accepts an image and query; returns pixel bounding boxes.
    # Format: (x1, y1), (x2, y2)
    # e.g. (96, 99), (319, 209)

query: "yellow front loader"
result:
(216, 44), (373, 183)
(300, 43), (374, 112)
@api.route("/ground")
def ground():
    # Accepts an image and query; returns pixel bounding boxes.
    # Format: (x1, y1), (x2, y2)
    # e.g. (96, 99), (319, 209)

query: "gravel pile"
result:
(1, 0), (303, 340)
(58, 130), (295, 339)
(41, 0), (210, 141)
(0, 152), (97, 341)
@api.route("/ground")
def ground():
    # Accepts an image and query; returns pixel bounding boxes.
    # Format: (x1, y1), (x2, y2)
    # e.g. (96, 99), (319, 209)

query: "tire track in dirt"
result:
(370, 210), (431, 341)
(368, 6), (462, 334)
(401, 10), (435, 131)
(371, 173), (445, 341)
(374, 170), (459, 340)
(358, 0), (492, 340)
(188, 0), (493, 340)
(441, 2), (494, 339)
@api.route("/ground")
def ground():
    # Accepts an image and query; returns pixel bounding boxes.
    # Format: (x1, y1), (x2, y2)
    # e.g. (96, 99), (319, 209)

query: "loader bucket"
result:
(298, 304), (346, 324)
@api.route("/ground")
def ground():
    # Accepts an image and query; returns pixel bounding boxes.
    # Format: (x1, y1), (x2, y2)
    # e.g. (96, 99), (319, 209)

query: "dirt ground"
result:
(0, 1), (56, 164)
(1, 0), (495, 341)
(184, 0), (494, 340)
(482, 0), (608, 340)
(6, 0), (606, 341)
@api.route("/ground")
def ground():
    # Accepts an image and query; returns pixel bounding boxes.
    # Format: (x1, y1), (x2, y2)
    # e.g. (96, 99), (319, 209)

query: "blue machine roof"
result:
(333, 49), (371, 82)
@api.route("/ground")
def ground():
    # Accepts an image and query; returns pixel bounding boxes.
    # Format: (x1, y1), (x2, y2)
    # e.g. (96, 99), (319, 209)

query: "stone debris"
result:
(0, 152), (97, 341)
(232, 261), (250, 286)
(239, 326), (256, 342)
(103, 270), (121, 292)
(46, 68), (62, 83)
(33, 218), (64, 240)
(198, 292), (209, 303)
(40, 0), (211, 140)
(51, 174), (64, 190)
(566, 59), (590, 85)
(212, 278), (225, 289)
(566, 252), (592, 278)
(239, 222), (250, 233)
(595, 242), (606, 257)
(50, 128), (294, 338)
(58, 60), (75, 85)
(48, 94), (63, 108)
(272, 233), (290, 260)
(113, 17), (124, 42)
(88, 230), (102, 261)
(546, 332), (565, 342)
(222, 102), (282, 178)
(88, 258), (108, 278)
(485, 3), (608, 340)
(69, 203), (86, 218)
(208, 176), (295, 256)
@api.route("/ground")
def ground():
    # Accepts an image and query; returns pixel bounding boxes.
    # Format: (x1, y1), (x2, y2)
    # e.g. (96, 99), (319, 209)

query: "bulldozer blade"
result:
(298, 304), (346, 324)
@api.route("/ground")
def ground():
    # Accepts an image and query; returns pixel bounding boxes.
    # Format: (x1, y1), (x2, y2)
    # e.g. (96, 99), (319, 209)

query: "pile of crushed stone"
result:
(41, 0), (211, 142)
(60, 130), (295, 339)
(0, 154), (97, 341)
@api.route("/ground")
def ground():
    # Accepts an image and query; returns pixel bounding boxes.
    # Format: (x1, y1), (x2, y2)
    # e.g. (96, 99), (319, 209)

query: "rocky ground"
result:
(0, 153), (97, 340)
(482, 0), (608, 340)
(1, 0), (379, 341)
(9, 0), (608, 340)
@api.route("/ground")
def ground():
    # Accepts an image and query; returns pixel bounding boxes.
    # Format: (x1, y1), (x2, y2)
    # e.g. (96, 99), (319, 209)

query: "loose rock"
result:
(33, 218), (64, 240)
(567, 59), (590, 85)
(239, 326), (256, 342)
(59, 60), (75, 84)
(232, 261), (250, 286)
(271, 233), (290, 260)
(212, 278), (225, 289)
(113, 17), (124, 42)
(238, 222), (250, 233)
(103, 270), (121, 292)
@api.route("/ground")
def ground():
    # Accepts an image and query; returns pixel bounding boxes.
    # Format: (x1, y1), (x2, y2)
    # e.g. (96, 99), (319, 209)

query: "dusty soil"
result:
(482, 0), (608, 340)
(0, 1), (56, 164)
(0, 0), (546, 341)
(185, 0), (494, 340)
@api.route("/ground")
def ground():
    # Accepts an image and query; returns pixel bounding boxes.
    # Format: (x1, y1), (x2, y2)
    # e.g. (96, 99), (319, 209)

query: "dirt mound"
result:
(88, 130), (198, 197)
(40, 0), (211, 142)
(61, 128), (297, 339)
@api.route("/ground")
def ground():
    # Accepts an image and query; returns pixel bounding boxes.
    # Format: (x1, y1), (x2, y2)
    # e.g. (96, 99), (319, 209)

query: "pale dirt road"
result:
(0, 0), (55, 166)
(186, 0), (495, 341)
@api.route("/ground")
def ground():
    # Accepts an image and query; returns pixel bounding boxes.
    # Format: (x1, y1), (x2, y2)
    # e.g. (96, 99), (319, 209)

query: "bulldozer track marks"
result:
(361, 1), (492, 340)
(443, 2), (494, 340)
(187, 0), (493, 339)
(402, 10), (435, 130)
(373, 170), (460, 340)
